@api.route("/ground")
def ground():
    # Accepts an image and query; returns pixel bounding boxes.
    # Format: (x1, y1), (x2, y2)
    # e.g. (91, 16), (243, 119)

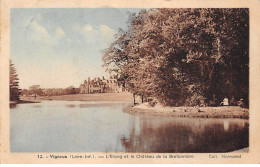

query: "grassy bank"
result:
(19, 92), (133, 103)
(124, 102), (249, 119)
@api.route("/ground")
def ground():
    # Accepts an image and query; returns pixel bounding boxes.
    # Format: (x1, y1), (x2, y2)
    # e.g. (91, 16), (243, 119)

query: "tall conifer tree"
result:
(10, 60), (21, 101)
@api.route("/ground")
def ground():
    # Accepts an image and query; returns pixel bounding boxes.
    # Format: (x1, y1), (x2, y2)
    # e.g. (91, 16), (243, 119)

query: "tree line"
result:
(10, 60), (79, 101)
(102, 8), (249, 107)
(21, 85), (79, 97)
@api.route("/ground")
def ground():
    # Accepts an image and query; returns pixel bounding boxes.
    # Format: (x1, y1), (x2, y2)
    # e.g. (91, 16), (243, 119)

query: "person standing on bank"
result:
(220, 97), (229, 106)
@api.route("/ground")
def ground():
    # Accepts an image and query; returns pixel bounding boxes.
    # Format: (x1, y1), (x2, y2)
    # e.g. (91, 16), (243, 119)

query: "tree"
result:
(65, 86), (79, 94)
(29, 85), (43, 96)
(103, 9), (249, 107)
(10, 60), (21, 101)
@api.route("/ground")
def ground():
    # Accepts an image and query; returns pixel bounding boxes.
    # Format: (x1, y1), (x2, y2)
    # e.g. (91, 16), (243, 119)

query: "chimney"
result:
(88, 77), (90, 83)
(102, 76), (105, 80)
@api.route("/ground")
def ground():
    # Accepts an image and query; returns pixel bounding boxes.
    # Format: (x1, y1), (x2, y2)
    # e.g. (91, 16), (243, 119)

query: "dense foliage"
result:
(103, 9), (249, 107)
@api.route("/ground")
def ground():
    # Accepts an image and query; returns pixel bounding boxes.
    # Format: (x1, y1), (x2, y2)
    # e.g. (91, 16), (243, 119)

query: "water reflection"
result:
(10, 103), (17, 109)
(224, 120), (229, 131)
(120, 117), (248, 153)
(78, 103), (116, 108)
(10, 101), (248, 152)
(32, 105), (42, 108)
(66, 104), (76, 108)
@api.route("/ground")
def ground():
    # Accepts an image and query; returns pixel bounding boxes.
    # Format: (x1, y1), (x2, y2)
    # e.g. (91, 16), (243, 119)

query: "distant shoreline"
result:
(124, 103), (249, 119)
(10, 100), (40, 104)
(18, 92), (133, 103)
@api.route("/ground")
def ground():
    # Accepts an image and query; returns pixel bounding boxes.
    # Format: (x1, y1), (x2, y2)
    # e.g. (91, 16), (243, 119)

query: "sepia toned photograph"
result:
(8, 7), (250, 154)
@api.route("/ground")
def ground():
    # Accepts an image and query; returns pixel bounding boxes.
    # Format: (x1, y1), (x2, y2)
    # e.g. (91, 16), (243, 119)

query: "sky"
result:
(11, 8), (143, 89)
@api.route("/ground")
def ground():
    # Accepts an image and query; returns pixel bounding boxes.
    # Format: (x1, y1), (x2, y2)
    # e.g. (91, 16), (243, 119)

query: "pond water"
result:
(10, 101), (249, 152)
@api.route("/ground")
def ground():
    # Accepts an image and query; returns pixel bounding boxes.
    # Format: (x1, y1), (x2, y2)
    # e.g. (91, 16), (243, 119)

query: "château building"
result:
(79, 76), (124, 94)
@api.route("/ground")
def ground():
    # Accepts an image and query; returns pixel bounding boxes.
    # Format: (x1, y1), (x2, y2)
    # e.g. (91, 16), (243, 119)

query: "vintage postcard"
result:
(0, 0), (260, 164)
